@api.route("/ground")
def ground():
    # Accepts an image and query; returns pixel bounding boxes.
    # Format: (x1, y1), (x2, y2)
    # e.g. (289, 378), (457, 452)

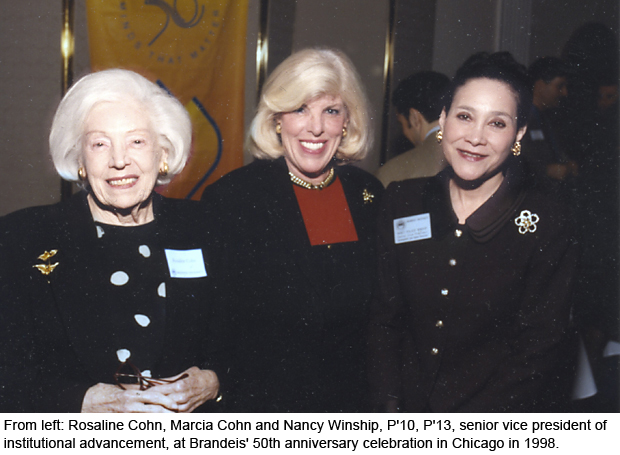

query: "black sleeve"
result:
(367, 183), (409, 411)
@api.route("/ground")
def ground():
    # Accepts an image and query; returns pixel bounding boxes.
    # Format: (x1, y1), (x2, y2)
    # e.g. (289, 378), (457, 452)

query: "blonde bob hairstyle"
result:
(248, 48), (372, 162)
(49, 68), (191, 185)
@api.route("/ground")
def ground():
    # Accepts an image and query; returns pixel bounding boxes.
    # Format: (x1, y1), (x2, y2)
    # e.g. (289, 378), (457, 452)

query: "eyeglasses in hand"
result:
(114, 360), (189, 391)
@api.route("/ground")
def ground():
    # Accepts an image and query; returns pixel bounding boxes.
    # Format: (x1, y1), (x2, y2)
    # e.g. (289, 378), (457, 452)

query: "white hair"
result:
(49, 69), (191, 185)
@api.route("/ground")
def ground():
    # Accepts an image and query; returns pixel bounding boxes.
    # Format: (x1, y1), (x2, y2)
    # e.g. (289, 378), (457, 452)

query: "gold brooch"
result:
(33, 250), (59, 275)
(363, 189), (374, 204)
(514, 210), (539, 234)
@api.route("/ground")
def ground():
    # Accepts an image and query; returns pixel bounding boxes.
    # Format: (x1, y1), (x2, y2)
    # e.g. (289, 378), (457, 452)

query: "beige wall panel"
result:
(0, 1), (62, 215)
(0, 0), (90, 216)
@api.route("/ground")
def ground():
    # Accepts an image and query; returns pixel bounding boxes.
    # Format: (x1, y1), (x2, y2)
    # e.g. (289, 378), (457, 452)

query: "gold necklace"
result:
(289, 167), (335, 190)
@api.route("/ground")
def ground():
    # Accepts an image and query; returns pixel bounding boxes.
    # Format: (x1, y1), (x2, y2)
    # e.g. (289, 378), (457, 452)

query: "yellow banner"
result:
(86, 0), (248, 199)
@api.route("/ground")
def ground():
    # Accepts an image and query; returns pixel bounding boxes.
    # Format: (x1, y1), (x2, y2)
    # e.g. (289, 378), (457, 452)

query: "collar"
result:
(425, 157), (527, 243)
(424, 124), (441, 140)
(69, 190), (164, 236)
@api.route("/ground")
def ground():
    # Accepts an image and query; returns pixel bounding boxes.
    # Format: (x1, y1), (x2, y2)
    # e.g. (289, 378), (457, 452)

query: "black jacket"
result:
(201, 158), (384, 412)
(369, 160), (579, 412)
(0, 192), (222, 412)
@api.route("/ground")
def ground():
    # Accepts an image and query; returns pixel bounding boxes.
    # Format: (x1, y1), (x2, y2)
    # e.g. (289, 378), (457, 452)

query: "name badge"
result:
(393, 213), (432, 244)
(164, 249), (207, 278)
(530, 129), (545, 141)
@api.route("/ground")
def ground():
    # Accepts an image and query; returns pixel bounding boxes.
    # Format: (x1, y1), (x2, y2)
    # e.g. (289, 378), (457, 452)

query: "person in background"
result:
(522, 56), (576, 182)
(376, 71), (450, 187)
(560, 23), (620, 412)
(201, 48), (383, 412)
(0, 69), (221, 412)
(369, 52), (578, 413)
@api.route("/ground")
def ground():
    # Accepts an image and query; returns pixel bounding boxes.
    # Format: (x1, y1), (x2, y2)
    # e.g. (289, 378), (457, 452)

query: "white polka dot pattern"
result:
(134, 314), (151, 327)
(110, 271), (129, 286)
(116, 349), (131, 362)
(139, 245), (151, 258)
(96, 226), (105, 238)
(157, 282), (166, 298)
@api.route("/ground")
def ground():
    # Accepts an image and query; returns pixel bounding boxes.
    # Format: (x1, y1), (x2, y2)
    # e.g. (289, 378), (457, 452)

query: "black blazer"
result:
(369, 160), (579, 412)
(0, 192), (221, 412)
(201, 158), (384, 412)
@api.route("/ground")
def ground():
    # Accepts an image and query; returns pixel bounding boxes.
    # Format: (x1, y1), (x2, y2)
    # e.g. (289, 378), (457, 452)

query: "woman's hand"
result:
(81, 383), (180, 413)
(154, 367), (220, 413)
(81, 367), (219, 413)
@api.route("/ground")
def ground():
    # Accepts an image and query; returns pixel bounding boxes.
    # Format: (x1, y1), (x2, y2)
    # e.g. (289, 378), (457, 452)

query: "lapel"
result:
(338, 165), (379, 244)
(257, 159), (348, 307)
(423, 160), (528, 244)
(423, 171), (457, 241)
(259, 159), (320, 287)
(38, 192), (118, 381)
(259, 160), (378, 307)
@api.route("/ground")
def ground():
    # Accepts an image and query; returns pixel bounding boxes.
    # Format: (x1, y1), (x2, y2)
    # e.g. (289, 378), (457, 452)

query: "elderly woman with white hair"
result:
(201, 48), (384, 412)
(0, 69), (221, 412)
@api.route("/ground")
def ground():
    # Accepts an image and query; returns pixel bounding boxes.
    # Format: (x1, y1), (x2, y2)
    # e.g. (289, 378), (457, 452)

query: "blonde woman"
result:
(202, 48), (383, 412)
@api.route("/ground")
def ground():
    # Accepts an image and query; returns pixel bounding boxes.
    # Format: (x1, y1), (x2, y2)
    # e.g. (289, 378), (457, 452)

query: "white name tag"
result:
(393, 213), (432, 244)
(530, 129), (545, 141)
(164, 249), (207, 278)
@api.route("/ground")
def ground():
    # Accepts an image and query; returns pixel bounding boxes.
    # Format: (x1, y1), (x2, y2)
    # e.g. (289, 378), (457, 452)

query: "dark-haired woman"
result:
(369, 52), (578, 413)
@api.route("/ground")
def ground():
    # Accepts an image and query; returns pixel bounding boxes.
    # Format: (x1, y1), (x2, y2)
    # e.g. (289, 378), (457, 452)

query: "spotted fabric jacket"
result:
(0, 192), (223, 412)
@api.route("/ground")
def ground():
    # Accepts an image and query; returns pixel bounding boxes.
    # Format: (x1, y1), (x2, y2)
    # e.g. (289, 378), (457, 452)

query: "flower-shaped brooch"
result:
(363, 189), (374, 204)
(514, 210), (539, 235)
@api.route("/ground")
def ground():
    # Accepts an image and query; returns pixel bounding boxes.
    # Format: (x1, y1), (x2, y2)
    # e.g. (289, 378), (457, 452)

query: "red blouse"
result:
(292, 176), (359, 246)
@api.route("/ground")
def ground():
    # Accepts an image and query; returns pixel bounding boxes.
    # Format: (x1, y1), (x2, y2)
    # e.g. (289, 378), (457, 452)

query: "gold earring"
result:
(276, 123), (282, 134)
(159, 162), (169, 176)
(78, 167), (86, 180)
(511, 141), (521, 156)
(436, 130), (443, 144)
(342, 127), (347, 138)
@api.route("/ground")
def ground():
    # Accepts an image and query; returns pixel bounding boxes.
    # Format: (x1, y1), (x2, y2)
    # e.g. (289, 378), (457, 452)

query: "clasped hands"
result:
(81, 366), (219, 413)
